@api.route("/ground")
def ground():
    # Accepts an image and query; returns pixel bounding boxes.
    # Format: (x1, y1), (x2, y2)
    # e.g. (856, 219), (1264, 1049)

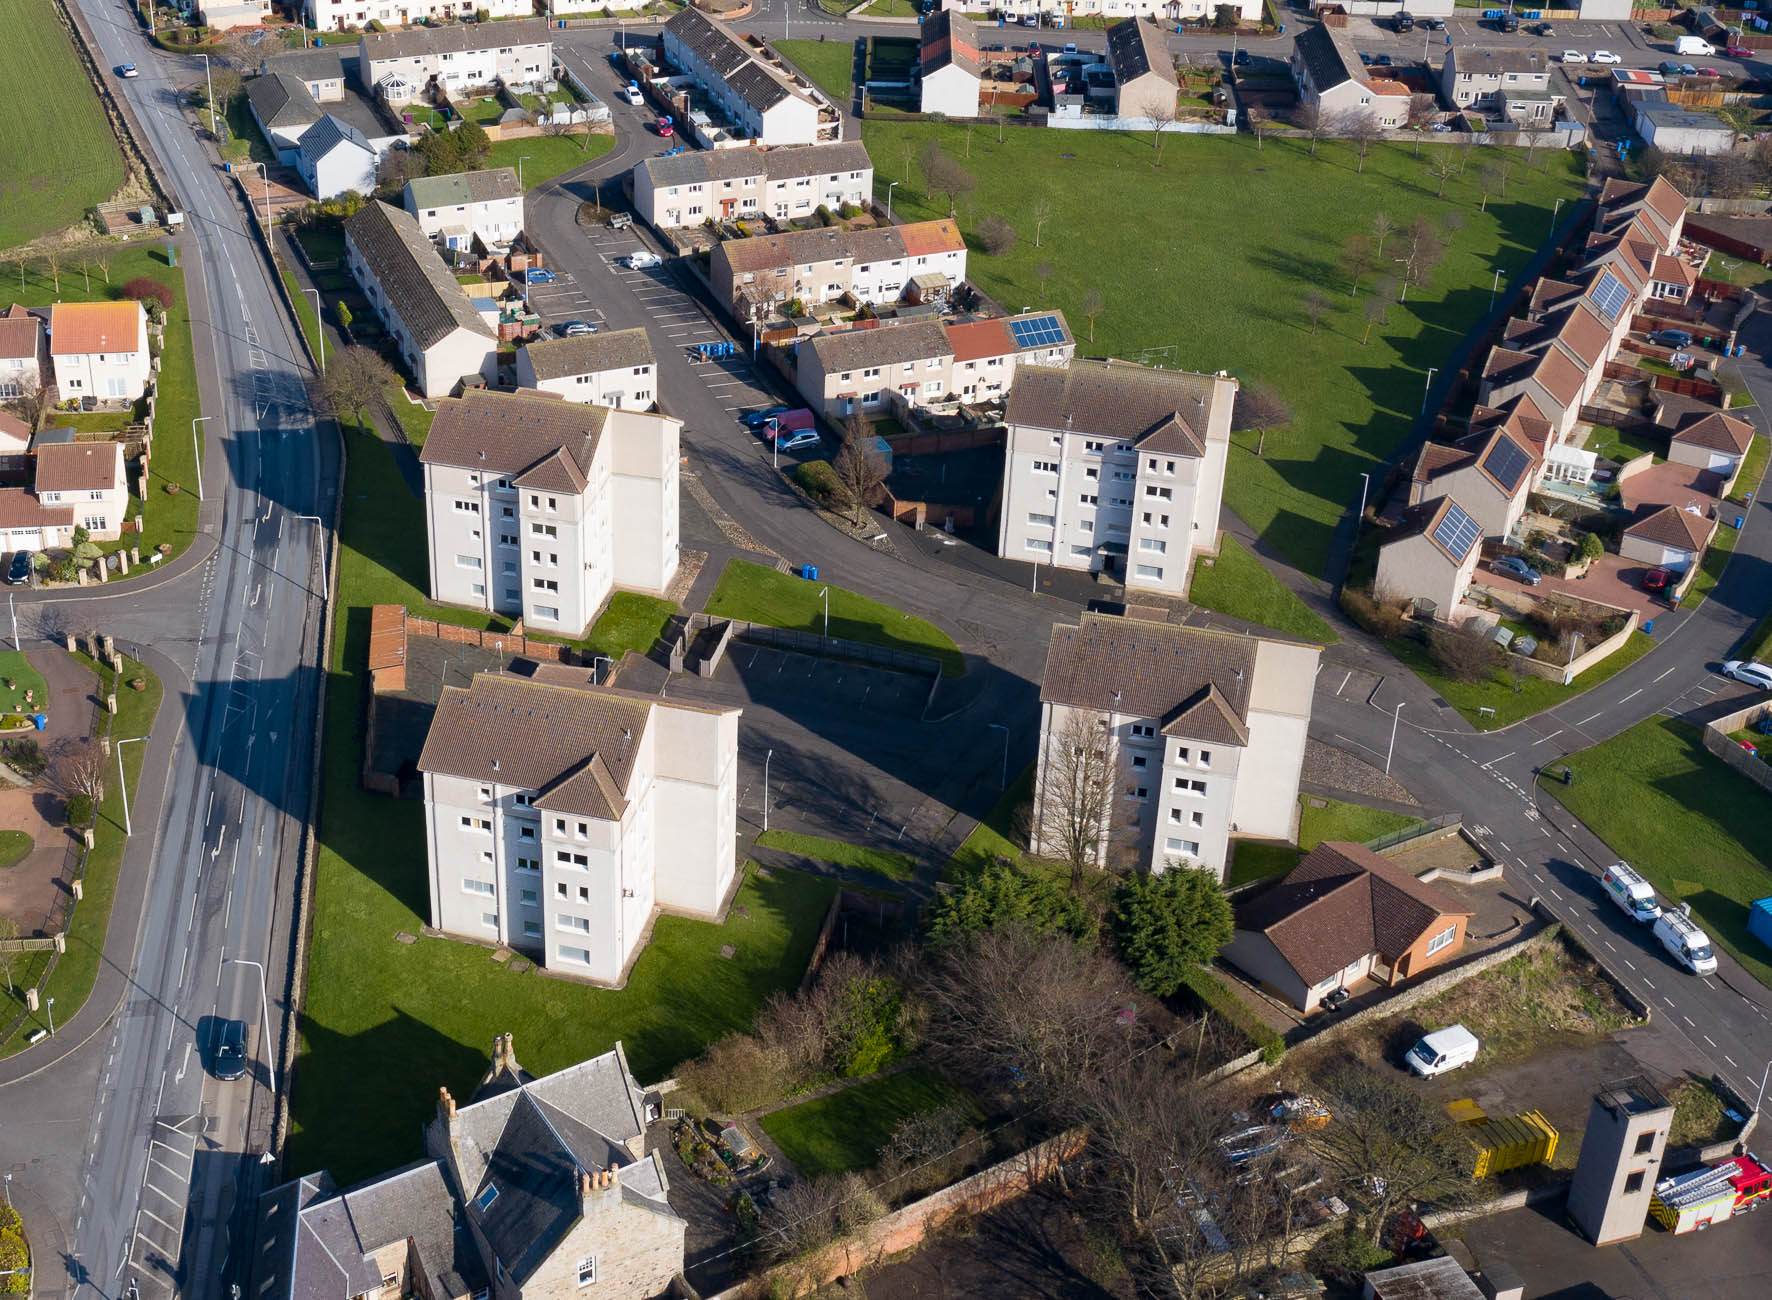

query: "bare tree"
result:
(95, 251), (111, 285)
(1232, 381), (1292, 457)
(1030, 195), (1053, 248)
(1370, 210), (1397, 259)
(831, 424), (890, 524)
(44, 248), (60, 295)
(80, 258), (91, 293)
(10, 373), (48, 434)
(756, 1171), (887, 1272)
(1033, 710), (1119, 892)
(1140, 90), (1179, 163)
(1361, 277), (1397, 344)
(1302, 287), (1331, 335)
(899, 137), (918, 195)
(1428, 151), (1459, 198)
(978, 214), (1017, 255)
(0, 915), (18, 994)
(1397, 215), (1445, 301)
(1346, 113), (1383, 174)
(1080, 288), (1105, 343)
(51, 742), (105, 805)
(1478, 161), (1504, 211)
(1440, 208), (1466, 242)
(1407, 93), (1438, 156)
(1427, 621), (1502, 682)
(1293, 101), (1333, 155)
(920, 143), (975, 218)
(1342, 233), (1375, 298)
(993, 111), (1006, 144)
(320, 345), (399, 432)
(1035, 259), (1053, 299)
(963, 118), (976, 158)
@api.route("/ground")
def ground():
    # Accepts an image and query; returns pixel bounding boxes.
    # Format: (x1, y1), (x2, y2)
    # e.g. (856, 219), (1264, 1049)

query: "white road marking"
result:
(1578, 711), (1605, 725)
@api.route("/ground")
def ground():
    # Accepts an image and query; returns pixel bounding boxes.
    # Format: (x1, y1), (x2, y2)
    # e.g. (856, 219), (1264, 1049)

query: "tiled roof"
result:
(520, 328), (654, 382)
(897, 218), (966, 256)
(0, 413), (29, 449)
(664, 7), (811, 114)
(0, 488), (72, 530)
(804, 320), (952, 373)
(921, 10), (982, 78)
(1528, 278), (1583, 316)
(1671, 410), (1754, 454)
(48, 302), (142, 357)
(260, 46), (349, 83)
(34, 442), (118, 493)
(405, 167), (522, 211)
(1387, 495), (1477, 564)
(718, 225), (851, 274)
(1448, 45), (1549, 78)
(639, 140), (870, 190)
(0, 308), (38, 361)
(1624, 503), (1716, 551)
(420, 388), (607, 479)
(1528, 344), (1587, 408)
(1412, 442), (1473, 484)
(360, 17), (551, 63)
(246, 72), (322, 130)
(1105, 17), (1177, 88)
(344, 201), (494, 350)
(1543, 301), (1612, 369)
(1007, 359), (1221, 452)
(1041, 613), (1257, 745)
(1235, 841), (1473, 987)
(1651, 252), (1699, 287)
(1293, 23), (1362, 93)
(945, 317), (1014, 363)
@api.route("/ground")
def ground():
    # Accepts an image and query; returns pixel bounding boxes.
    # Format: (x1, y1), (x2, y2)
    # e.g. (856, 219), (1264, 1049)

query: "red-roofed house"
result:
(49, 301), (150, 404)
(1620, 503), (1716, 572)
(0, 305), (42, 401)
(1667, 410), (1756, 476)
(34, 441), (128, 539)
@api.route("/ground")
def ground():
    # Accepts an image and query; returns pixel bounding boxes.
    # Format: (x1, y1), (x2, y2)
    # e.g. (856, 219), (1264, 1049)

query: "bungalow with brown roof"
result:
(1376, 496), (1484, 618)
(1224, 841), (1474, 1013)
(1620, 503), (1717, 573)
(1666, 409), (1756, 477)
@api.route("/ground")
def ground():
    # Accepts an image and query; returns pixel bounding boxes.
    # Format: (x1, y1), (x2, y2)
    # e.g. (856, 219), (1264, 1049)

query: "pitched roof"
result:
(1624, 503), (1717, 551)
(921, 9), (982, 78)
(405, 167), (522, 211)
(1387, 496), (1480, 564)
(1041, 613), (1259, 745)
(520, 327), (655, 382)
(0, 413), (29, 450)
(664, 7), (813, 114)
(1007, 359), (1222, 453)
(898, 218), (966, 257)
(360, 16), (552, 63)
(1105, 17), (1177, 89)
(246, 72), (322, 130)
(48, 301), (142, 357)
(1412, 441), (1474, 485)
(344, 201), (494, 349)
(419, 388), (608, 479)
(945, 317), (1014, 363)
(1671, 410), (1754, 455)
(34, 441), (118, 493)
(1235, 841), (1473, 987)
(298, 113), (373, 163)
(718, 224), (852, 275)
(1528, 278), (1583, 316)
(1541, 300), (1612, 370)
(1293, 22), (1363, 93)
(804, 320), (952, 373)
(638, 139), (871, 190)
(1527, 344), (1587, 408)
(261, 45), (349, 83)
(0, 488), (73, 530)
(0, 308), (39, 362)
(1651, 252), (1699, 288)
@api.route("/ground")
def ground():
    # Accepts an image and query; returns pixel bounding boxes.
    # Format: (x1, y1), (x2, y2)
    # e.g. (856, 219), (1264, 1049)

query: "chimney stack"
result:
(503, 1032), (520, 1076)
(438, 1086), (457, 1127)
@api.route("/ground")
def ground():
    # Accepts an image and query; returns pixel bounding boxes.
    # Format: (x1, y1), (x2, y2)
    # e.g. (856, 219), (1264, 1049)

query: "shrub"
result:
(122, 278), (174, 312)
(826, 972), (911, 1077)
(1111, 866), (1233, 998)
(676, 1035), (793, 1114)
(978, 213), (1017, 255)
(65, 793), (94, 830)
(925, 859), (1096, 945)
(1340, 585), (1410, 639)
(815, 204), (834, 226)
(1426, 622), (1502, 684)
(1, 737), (46, 778)
(366, 17), (385, 30)
(793, 459), (840, 503)
(1579, 530), (1604, 562)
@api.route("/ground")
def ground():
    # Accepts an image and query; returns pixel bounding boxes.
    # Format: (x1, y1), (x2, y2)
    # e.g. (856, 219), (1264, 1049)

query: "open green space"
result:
(584, 592), (676, 662)
(490, 133), (616, 191)
(943, 765), (1035, 880)
(1732, 433), (1770, 507)
(288, 429), (840, 1184)
(0, 831), (30, 872)
(0, 653), (48, 717)
(1684, 514), (1740, 611)
(760, 1068), (972, 1177)
(385, 385), (437, 446)
(777, 39), (857, 100)
(1543, 716), (1772, 987)
(1701, 254), (1772, 289)
(1390, 628), (1658, 731)
(0, 4), (127, 248)
(1, 652), (161, 1056)
(755, 830), (918, 882)
(1582, 423), (1662, 466)
(220, 89), (275, 168)
(1189, 536), (1338, 644)
(1226, 795), (1421, 887)
(705, 558), (965, 677)
(859, 125), (1583, 579)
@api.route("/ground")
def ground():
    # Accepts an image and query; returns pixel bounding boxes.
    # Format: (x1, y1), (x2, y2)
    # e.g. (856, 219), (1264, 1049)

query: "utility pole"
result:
(763, 748), (773, 832)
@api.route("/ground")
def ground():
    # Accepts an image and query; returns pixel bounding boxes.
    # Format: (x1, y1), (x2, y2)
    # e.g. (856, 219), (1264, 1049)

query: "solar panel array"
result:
(1589, 271), (1631, 322)
(1432, 502), (1482, 561)
(1010, 314), (1067, 349)
(1482, 435), (1532, 493)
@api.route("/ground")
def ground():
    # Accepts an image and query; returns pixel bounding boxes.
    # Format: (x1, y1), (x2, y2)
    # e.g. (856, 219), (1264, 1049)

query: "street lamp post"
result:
(198, 53), (217, 137)
(305, 288), (325, 374)
(2, 1172), (10, 1208)
(1566, 631), (1583, 685)
(7, 592), (17, 654)
(192, 416), (211, 502)
(817, 586), (829, 640)
(987, 722), (1009, 790)
(1490, 266), (1503, 311)
(295, 515), (329, 601)
(46, 997), (54, 1036)
(519, 154), (532, 190)
(1356, 471), (1371, 533)
(252, 162), (272, 226)
(227, 957), (274, 1099)
(1385, 701), (1406, 775)
(1756, 1058), (1772, 1115)
(886, 180), (899, 222)
(117, 735), (147, 836)
(1421, 366), (1438, 416)
(1550, 196), (1564, 237)
(762, 748), (773, 832)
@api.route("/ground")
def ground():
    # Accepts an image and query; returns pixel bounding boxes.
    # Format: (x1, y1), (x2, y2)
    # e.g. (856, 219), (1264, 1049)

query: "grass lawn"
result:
(220, 91), (275, 169)
(0, 830), (29, 871)
(280, 268), (328, 370)
(1731, 433), (1770, 508)
(0, 5), (127, 247)
(1389, 629), (1658, 731)
(859, 126), (1584, 579)
(1189, 536), (1338, 644)
(386, 385), (437, 446)
(1683, 517), (1739, 612)
(776, 40), (856, 100)
(704, 558), (965, 677)
(1543, 716), (1772, 987)
(943, 765), (1035, 880)
(1583, 423), (1663, 465)
(0, 652), (160, 1056)
(584, 592), (676, 661)
(490, 134), (616, 191)
(295, 225), (348, 266)
(1701, 255), (1772, 289)
(1226, 795), (1421, 887)
(755, 830), (918, 882)
(869, 0), (922, 14)
(289, 428), (840, 1184)
(760, 1068), (972, 1177)
(0, 653), (48, 717)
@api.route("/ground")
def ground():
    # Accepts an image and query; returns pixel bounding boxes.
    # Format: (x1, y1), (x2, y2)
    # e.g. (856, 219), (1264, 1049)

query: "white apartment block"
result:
(418, 671), (740, 984)
(981, 0), (1262, 23)
(633, 140), (872, 231)
(48, 301), (150, 404)
(516, 328), (657, 411)
(998, 359), (1234, 598)
(33, 442), (128, 540)
(358, 19), (552, 105)
(308, 0), (530, 33)
(403, 167), (524, 251)
(662, 8), (831, 147)
(710, 219), (968, 322)
(419, 389), (679, 636)
(1036, 613), (1319, 882)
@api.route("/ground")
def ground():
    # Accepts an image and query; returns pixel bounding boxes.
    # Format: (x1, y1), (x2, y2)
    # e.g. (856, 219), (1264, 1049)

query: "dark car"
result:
(214, 1018), (247, 1081)
(1393, 10), (1414, 32)
(5, 552), (29, 586)
(1643, 567), (1673, 592)
(1233, 48), (1251, 66)
(1491, 555), (1542, 586)
(1423, 16), (1445, 30)
(742, 405), (791, 429)
(1322, 988), (1352, 1012)
(1535, 21), (1555, 36)
(1358, 51), (1374, 66)
(1372, 53), (1393, 67)
(1654, 328), (1695, 349)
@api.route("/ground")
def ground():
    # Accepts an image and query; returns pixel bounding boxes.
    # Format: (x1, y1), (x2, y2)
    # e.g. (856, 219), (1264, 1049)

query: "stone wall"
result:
(1512, 611), (1639, 686)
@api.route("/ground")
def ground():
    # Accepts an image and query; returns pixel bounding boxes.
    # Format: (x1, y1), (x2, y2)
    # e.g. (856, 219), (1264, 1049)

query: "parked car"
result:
(1659, 60), (1686, 76)
(1358, 51), (1373, 66)
(1491, 555), (1541, 586)
(1561, 50), (1587, 63)
(1722, 659), (1772, 689)
(214, 1018), (248, 1081)
(607, 211), (633, 230)
(519, 267), (557, 285)
(742, 405), (791, 428)
(625, 251), (662, 269)
(1372, 53), (1393, 67)
(5, 552), (29, 586)
(1729, 44), (1753, 57)
(622, 84), (644, 106)
(1590, 50), (1622, 64)
(1423, 15), (1444, 30)
(557, 320), (596, 337)
(1680, 62), (1699, 75)
(1534, 22), (1555, 36)
(777, 429), (822, 452)
(1233, 48), (1251, 66)
(1654, 328), (1694, 348)
(763, 410), (816, 440)
(654, 116), (674, 136)
(1643, 567), (1673, 592)
(1393, 10), (1414, 32)
(1697, 66), (1723, 77)
(1322, 987), (1352, 1012)
(116, 63), (139, 78)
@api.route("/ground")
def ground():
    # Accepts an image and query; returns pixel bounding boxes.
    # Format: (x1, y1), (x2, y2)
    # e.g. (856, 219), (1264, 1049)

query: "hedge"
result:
(1180, 966), (1285, 1065)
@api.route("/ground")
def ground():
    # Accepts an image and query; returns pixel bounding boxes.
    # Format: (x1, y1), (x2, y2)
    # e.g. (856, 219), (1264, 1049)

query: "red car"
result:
(1696, 66), (1723, 77)
(655, 116), (674, 137)
(1643, 567), (1673, 593)
(1729, 44), (1753, 57)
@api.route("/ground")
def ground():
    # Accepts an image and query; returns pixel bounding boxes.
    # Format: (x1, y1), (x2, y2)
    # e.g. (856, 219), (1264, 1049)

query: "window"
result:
(1634, 1132), (1656, 1156)
(1175, 778), (1207, 796)
(1026, 512), (1056, 528)
(463, 879), (494, 897)
(1144, 486), (1173, 500)
(558, 914), (592, 934)
(1026, 538), (1052, 553)
(1174, 746), (1189, 763)
(532, 577), (559, 593)
(1032, 460), (1058, 474)
(515, 856), (539, 873)
(460, 816), (491, 832)
(456, 554), (482, 569)
(558, 946), (591, 965)
(1138, 539), (1166, 554)
(531, 522), (558, 538)
(475, 1184), (500, 1212)
(483, 910), (498, 928)
(1424, 924), (1458, 956)
(576, 821), (589, 838)
(514, 793), (534, 807)
(1130, 723), (1155, 739)
(556, 851), (588, 868)
(556, 882), (568, 899)
(578, 1256), (598, 1286)
(480, 850), (493, 865)
(1124, 784), (1149, 801)
(480, 786), (492, 800)
(534, 605), (559, 621)
(1198, 750), (1212, 768)
(1191, 810), (1204, 828)
(1079, 493), (1097, 506)
(454, 499), (480, 514)
(523, 920), (541, 938)
(1135, 564), (1163, 580)
(1624, 1171), (1646, 1195)
(1131, 755), (1147, 770)
(520, 889), (538, 905)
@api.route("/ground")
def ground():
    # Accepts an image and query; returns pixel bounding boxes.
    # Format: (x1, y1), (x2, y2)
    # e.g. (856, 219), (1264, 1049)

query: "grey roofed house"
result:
(419, 388), (611, 489)
(640, 139), (870, 189)
(344, 201), (495, 350)
(1041, 613), (1259, 745)
(1292, 22), (1362, 93)
(1006, 358), (1216, 456)
(246, 72), (323, 130)
(803, 319), (954, 373)
(520, 327), (656, 382)
(359, 16), (552, 62)
(921, 10), (982, 76)
(405, 166), (523, 210)
(1105, 17), (1178, 88)
(259, 45), (349, 84)
(1446, 45), (1549, 79)
(664, 6), (811, 114)
(297, 113), (372, 164)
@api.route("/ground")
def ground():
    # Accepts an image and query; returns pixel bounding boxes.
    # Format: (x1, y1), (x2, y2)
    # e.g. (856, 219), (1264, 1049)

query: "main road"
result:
(0, 2), (337, 1299)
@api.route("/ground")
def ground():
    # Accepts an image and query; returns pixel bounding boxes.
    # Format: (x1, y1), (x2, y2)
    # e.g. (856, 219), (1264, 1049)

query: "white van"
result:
(1653, 907), (1718, 975)
(1601, 862), (1662, 924)
(1406, 1025), (1480, 1077)
(1675, 35), (1716, 56)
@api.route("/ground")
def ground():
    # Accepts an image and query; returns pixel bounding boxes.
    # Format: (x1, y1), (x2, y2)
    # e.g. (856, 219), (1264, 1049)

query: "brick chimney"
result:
(503, 1032), (521, 1077)
(489, 1034), (507, 1076)
(437, 1086), (457, 1132)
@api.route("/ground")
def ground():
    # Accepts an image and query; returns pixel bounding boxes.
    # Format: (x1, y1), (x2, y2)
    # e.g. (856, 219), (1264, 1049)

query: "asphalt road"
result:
(0, 3), (336, 1298)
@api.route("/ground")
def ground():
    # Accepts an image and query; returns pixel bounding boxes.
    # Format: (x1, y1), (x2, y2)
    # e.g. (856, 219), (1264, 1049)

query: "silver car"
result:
(1722, 660), (1772, 690)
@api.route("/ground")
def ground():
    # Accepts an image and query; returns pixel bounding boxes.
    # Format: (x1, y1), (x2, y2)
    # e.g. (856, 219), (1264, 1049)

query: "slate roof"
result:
(420, 388), (609, 484)
(260, 45), (349, 84)
(921, 10), (982, 78)
(1624, 503), (1716, 551)
(246, 72), (323, 131)
(804, 320), (952, 373)
(1007, 359), (1221, 454)
(1041, 613), (1257, 746)
(405, 167), (522, 211)
(639, 139), (871, 190)
(298, 113), (373, 164)
(1105, 17), (1178, 88)
(520, 327), (654, 382)
(345, 201), (494, 349)
(34, 442), (118, 493)
(719, 225), (851, 274)
(360, 17), (552, 63)
(1293, 22), (1362, 93)
(1671, 410), (1754, 454)
(1235, 842), (1473, 987)
(1448, 46), (1549, 79)
(665, 7), (811, 113)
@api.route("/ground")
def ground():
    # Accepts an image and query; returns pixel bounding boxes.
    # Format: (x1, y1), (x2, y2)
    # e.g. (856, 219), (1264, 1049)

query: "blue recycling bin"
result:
(1737, 515), (1746, 529)
(1645, 619), (1654, 635)
(32, 714), (45, 731)
(800, 565), (819, 581)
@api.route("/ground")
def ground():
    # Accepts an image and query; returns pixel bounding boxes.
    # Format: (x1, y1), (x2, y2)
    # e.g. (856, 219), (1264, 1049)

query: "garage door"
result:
(1708, 450), (1737, 473)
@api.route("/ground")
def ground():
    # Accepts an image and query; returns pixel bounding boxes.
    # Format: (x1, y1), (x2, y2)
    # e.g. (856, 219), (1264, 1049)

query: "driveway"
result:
(1619, 457), (1725, 516)
(1475, 551), (1668, 620)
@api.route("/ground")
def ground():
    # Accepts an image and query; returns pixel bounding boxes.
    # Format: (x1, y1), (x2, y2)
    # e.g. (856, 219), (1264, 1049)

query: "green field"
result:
(759, 1068), (972, 1177)
(1544, 717), (1772, 987)
(705, 558), (965, 677)
(1226, 795), (1422, 887)
(0, 5), (127, 248)
(585, 592), (677, 662)
(0, 831), (30, 872)
(287, 430), (840, 1183)
(858, 125), (1584, 578)
(0, 653), (48, 717)
(754, 830), (919, 882)
(1189, 536), (1338, 644)
(777, 40), (856, 101)
(1390, 629), (1658, 731)
(490, 133), (616, 191)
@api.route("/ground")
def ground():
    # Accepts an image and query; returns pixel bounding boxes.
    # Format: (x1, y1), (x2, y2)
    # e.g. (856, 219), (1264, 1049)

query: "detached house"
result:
(1104, 17), (1178, 119)
(419, 389), (679, 635)
(1291, 23), (1407, 129)
(515, 328), (657, 411)
(998, 359), (1235, 597)
(296, 114), (378, 201)
(404, 168), (525, 252)
(253, 1035), (685, 1299)
(1035, 613), (1320, 882)
(919, 10), (983, 118)
(419, 670), (739, 982)
(1226, 841), (1474, 1013)
(344, 200), (496, 399)
(1376, 496), (1483, 618)
(0, 305), (42, 399)
(34, 441), (127, 540)
(633, 140), (872, 230)
(1620, 503), (1716, 573)
(48, 301), (149, 404)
